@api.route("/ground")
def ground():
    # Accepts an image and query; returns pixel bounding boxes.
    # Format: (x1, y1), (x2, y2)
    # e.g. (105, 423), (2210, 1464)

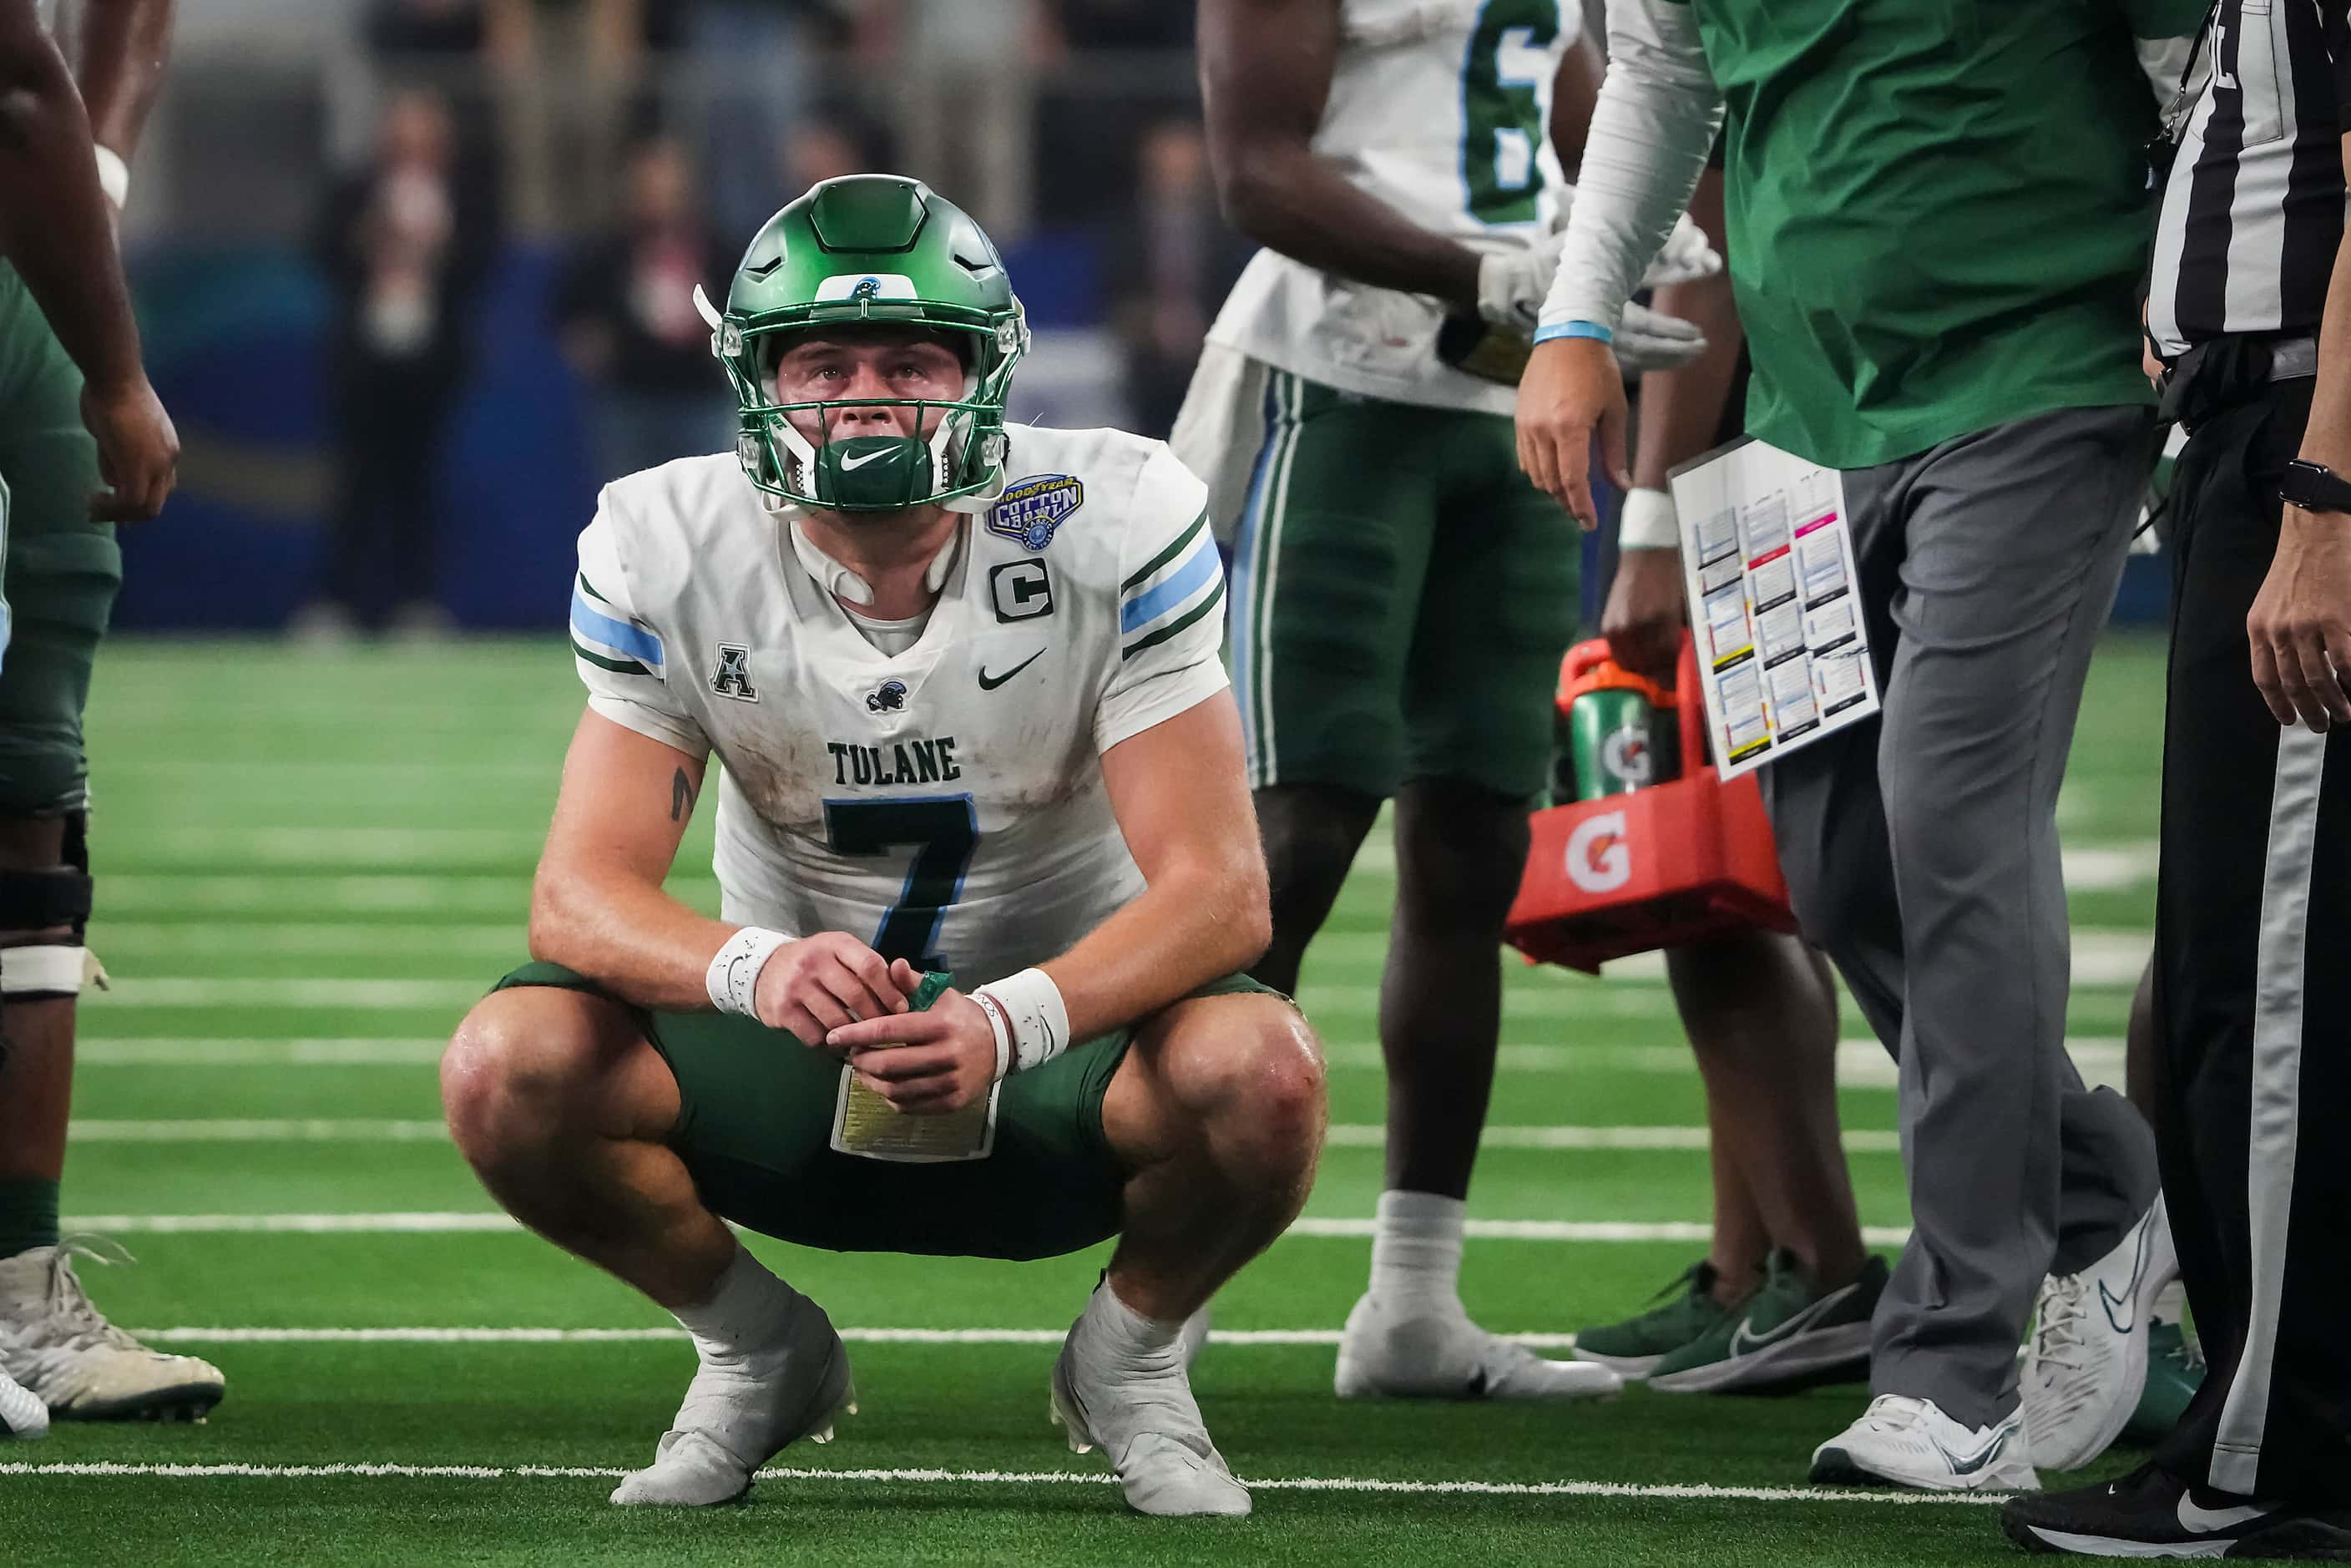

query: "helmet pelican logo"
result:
(866, 679), (909, 714)
(850, 276), (882, 307)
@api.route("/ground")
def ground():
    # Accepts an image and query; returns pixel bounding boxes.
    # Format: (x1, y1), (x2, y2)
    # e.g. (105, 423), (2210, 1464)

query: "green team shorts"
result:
(0, 263), (122, 816)
(1225, 368), (1580, 802)
(490, 961), (1282, 1261)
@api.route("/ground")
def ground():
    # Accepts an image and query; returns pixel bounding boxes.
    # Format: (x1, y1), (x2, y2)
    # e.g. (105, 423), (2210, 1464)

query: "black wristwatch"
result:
(2278, 460), (2351, 515)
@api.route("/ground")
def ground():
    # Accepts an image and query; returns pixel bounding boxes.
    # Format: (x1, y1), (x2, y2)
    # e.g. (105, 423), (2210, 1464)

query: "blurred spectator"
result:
(779, 118), (870, 195)
(1109, 119), (1251, 438)
(483, 0), (677, 233)
(298, 87), (499, 640)
(689, 1), (827, 243)
(554, 135), (732, 481)
(861, 0), (1046, 239)
(1032, 0), (1198, 225)
(362, 0), (503, 220)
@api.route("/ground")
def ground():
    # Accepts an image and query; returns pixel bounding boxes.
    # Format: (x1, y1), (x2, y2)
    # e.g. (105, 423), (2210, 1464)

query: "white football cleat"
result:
(1809, 1394), (2038, 1492)
(1333, 1293), (1622, 1402)
(0, 1364), (47, 1440)
(0, 1242), (223, 1421)
(2022, 1193), (2177, 1473)
(1049, 1287), (1251, 1518)
(609, 1289), (855, 1507)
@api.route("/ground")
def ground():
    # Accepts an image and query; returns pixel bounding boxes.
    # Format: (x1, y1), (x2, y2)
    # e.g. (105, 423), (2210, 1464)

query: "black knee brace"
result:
(0, 812), (101, 1004)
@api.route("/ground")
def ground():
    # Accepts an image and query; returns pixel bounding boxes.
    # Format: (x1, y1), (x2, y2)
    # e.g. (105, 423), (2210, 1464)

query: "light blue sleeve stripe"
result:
(1120, 538), (1221, 634)
(569, 589), (665, 668)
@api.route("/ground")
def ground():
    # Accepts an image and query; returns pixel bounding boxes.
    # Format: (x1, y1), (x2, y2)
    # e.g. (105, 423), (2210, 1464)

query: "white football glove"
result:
(1643, 213), (1722, 289)
(1476, 228), (1567, 334)
(1615, 302), (1708, 372)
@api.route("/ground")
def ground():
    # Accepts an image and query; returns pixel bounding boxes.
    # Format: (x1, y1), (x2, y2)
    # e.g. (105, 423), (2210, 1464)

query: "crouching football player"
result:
(441, 176), (1326, 1518)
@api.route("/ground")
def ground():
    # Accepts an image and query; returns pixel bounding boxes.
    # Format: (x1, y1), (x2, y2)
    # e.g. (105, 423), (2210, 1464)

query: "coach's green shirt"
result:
(1679, 0), (2203, 470)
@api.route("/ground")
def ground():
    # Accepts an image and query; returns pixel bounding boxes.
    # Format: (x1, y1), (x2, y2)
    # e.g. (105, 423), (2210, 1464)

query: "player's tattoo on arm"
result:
(670, 767), (695, 823)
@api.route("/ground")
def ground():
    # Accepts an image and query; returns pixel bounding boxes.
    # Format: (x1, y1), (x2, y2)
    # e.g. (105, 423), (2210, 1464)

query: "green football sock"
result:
(0, 1178), (60, 1258)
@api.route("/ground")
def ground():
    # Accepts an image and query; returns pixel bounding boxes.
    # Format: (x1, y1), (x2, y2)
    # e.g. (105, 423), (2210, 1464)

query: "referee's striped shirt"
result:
(2149, 0), (2351, 360)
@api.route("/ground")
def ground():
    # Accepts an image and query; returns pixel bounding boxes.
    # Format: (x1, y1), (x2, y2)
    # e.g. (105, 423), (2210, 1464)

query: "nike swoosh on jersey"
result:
(840, 449), (892, 471)
(2177, 1494), (2274, 1533)
(978, 650), (1044, 690)
(1727, 1282), (1854, 1357)
(1931, 1423), (2017, 1477)
(2097, 1216), (2157, 1334)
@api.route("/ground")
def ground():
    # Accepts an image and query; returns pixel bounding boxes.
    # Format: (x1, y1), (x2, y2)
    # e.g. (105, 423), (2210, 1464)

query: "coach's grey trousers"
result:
(1762, 403), (2161, 1428)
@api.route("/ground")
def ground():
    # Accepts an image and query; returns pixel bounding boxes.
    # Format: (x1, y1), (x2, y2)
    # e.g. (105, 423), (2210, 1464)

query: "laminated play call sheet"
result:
(1666, 437), (1882, 779)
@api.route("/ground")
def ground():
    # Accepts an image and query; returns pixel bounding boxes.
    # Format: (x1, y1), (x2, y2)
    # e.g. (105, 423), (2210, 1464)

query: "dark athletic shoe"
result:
(1571, 1259), (1736, 1380)
(2002, 1459), (2351, 1559)
(1647, 1249), (1883, 1394)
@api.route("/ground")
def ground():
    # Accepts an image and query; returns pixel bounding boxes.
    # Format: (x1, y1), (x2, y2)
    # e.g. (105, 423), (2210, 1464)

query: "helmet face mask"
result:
(701, 177), (1029, 516)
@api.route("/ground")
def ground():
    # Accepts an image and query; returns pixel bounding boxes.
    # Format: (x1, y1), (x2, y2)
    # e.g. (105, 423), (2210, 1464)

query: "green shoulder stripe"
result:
(1120, 509), (1210, 593)
(1121, 577), (1224, 660)
(572, 638), (651, 677)
(578, 572), (614, 606)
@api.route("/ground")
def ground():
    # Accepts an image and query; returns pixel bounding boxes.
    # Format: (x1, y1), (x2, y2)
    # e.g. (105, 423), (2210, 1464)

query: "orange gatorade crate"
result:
(1504, 635), (1797, 974)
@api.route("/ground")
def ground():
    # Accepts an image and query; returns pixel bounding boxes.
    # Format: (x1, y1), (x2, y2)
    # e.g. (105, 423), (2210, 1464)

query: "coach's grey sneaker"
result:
(1050, 1284), (1251, 1518)
(1334, 1292), (1623, 1402)
(609, 1290), (855, 1507)
(0, 1240), (224, 1421)
(1810, 1394), (2039, 1492)
(2023, 1195), (2176, 1473)
(0, 1364), (47, 1439)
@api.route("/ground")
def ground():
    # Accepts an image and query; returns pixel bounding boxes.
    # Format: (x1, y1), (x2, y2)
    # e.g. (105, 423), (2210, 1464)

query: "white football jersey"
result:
(569, 427), (1229, 988)
(1205, 0), (1576, 415)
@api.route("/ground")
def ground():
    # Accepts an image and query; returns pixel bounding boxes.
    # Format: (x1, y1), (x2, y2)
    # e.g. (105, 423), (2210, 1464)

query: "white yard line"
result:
(0, 1459), (2005, 1504)
(123, 1326), (1578, 1348)
(67, 1037), (2126, 1098)
(83, 979), (488, 1009)
(78, 1038), (446, 1065)
(63, 1211), (1916, 1245)
(63, 1118), (1909, 1151)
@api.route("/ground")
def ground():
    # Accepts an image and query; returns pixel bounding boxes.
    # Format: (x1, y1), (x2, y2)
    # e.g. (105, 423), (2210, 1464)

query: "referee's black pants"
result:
(2156, 357), (2351, 1502)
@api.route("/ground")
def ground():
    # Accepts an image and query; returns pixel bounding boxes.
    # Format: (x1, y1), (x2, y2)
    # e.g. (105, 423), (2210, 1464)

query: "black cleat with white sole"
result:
(2002, 1460), (2351, 1559)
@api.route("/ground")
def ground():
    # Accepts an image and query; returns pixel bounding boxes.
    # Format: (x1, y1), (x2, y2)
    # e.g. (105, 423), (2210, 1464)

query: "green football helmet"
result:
(693, 175), (1029, 513)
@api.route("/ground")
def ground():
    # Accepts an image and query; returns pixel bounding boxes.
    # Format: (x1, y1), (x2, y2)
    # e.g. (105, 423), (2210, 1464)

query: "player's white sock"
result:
(2151, 1281), (2187, 1328)
(1337, 1190), (1620, 1402)
(1084, 1281), (1187, 1370)
(610, 1246), (853, 1506)
(1366, 1189), (1468, 1316)
(1051, 1282), (1249, 1516)
(672, 1245), (800, 1363)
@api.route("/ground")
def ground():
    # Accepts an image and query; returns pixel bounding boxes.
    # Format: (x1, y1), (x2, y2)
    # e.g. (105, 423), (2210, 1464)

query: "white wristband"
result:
(973, 968), (1069, 1076)
(1618, 487), (1682, 552)
(971, 990), (1014, 1082)
(705, 927), (791, 1019)
(94, 145), (129, 211)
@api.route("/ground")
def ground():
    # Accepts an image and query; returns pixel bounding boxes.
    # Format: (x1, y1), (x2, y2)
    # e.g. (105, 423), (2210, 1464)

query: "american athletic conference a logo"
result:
(1565, 811), (1631, 894)
(986, 474), (1084, 551)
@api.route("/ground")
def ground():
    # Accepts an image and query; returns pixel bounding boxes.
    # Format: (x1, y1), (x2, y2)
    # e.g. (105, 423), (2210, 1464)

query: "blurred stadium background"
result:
(109, 0), (2173, 635)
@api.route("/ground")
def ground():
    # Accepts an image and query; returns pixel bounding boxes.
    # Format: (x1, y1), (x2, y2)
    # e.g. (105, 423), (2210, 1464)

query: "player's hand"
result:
(1476, 228), (1566, 334)
(80, 373), (179, 524)
(1604, 547), (1687, 680)
(1642, 213), (1722, 290)
(2248, 506), (2351, 731)
(1615, 303), (1708, 373)
(754, 932), (909, 1047)
(826, 988), (998, 1115)
(1516, 336), (1630, 531)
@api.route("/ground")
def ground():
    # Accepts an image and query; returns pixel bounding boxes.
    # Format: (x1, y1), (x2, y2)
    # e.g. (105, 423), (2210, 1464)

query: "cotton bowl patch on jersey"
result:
(986, 474), (1084, 551)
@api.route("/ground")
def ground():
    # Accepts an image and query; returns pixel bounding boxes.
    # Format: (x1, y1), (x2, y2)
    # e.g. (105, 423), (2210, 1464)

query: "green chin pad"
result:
(813, 433), (935, 510)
